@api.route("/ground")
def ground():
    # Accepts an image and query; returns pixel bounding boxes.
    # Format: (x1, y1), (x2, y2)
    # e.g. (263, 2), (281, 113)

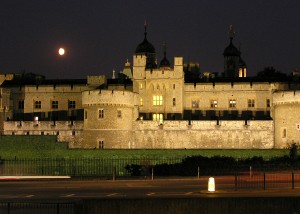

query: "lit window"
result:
(52, 100), (58, 109)
(192, 100), (199, 108)
(210, 100), (218, 108)
(68, 100), (76, 109)
(98, 109), (104, 118)
(140, 98), (143, 106)
(229, 99), (236, 108)
(248, 99), (255, 108)
(173, 98), (176, 106)
(34, 101), (41, 109)
(153, 113), (163, 124)
(117, 110), (122, 118)
(266, 99), (270, 108)
(140, 83), (143, 89)
(153, 95), (163, 106)
(18, 100), (24, 109)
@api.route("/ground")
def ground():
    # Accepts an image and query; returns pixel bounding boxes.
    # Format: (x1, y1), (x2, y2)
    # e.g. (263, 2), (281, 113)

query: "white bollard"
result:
(208, 177), (215, 192)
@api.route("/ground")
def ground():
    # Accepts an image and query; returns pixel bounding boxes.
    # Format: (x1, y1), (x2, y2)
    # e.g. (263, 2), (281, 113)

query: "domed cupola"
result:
(135, 22), (157, 70)
(159, 42), (170, 68)
(223, 37), (240, 57)
(223, 25), (241, 77)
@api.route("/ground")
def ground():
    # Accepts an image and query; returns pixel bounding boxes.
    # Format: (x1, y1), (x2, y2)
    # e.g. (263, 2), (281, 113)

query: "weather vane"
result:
(144, 20), (147, 37)
(228, 25), (235, 39)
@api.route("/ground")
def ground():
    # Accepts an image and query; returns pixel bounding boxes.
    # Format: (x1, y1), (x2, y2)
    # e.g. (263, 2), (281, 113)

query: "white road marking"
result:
(146, 193), (155, 196)
(64, 194), (76, 197)
(107, 193), (118, 197)
(185, 192), (193, 195)
(25, 195), (34, 198)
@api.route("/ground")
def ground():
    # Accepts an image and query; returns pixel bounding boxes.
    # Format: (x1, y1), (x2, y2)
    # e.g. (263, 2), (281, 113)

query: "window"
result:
(98, 109), (104, 118)
(140, 83), (143, 89)
(282, 128), (287, 138)
(248, 99), (255, 108)
(173, 98), (176, 106)
(229, 99), (236, 108)
(117, 110), (122, 118)
(296, 124), (300, 131)
(266, 99), (270, 108)
(153, 95), (163, 106)
(99, 141), (104, 149)
(68, 100), (76, 109)
(85, 111), (87, 119)
(18, 100), (24, 109)
(34, 101), (41, 109)
(51, 100), (58, 109)
(153, 113), (163, 124)
(173, 84), (176, 89)
(140, 98), (143, 106)
(192, 100), (199, 108)
(210, 100), (218, 108)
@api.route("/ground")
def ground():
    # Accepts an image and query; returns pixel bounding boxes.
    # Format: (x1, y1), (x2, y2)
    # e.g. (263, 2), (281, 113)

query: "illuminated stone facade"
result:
(0, 28), (300, 149)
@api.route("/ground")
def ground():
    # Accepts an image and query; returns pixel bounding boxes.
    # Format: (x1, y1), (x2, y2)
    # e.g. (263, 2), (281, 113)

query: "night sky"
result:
(1, 1), (299, 79)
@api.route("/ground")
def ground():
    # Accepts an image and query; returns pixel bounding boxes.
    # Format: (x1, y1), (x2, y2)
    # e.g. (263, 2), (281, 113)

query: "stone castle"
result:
(0, 25), (299, 149)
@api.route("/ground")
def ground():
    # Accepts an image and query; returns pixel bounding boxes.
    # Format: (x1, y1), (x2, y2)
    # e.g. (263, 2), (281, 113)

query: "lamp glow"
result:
(208, 177), (215, 192)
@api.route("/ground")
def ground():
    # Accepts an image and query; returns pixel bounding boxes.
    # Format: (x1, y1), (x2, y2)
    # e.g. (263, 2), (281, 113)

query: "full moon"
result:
(58, 48), (65, 56)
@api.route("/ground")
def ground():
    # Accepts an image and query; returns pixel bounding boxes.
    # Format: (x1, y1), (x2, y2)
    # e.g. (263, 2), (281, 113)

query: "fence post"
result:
(197, 166), (200, 180)
(235, 172), (238, 191)
(151, 167), (154, 180)
(7, 202), (10, 214)
(249, 166), (252, 179)
(113, 166), (116, 181)
(292, 170), (295, 190)
(263, 172), (266, 190)
(57, 203), (60, 214)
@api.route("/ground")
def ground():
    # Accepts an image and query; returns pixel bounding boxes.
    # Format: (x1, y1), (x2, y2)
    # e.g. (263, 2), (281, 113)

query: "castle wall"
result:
(273, 90), (300, 148)
(0, 121), (83, 137)
(9, 84), (89, 117)
(132, 120), (274, 149)
(71, 119), (273, 149)
(184, 82), (273, 112)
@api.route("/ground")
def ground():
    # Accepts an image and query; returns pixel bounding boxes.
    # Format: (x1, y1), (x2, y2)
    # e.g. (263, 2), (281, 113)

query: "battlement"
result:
(82, 90), (139, 107)
(23, 85), (87, 93)
(87, 75), (107, 86)
(1, 121), (83, 136)
(273, 90), (300, 105)
(185, 82), (274, 91)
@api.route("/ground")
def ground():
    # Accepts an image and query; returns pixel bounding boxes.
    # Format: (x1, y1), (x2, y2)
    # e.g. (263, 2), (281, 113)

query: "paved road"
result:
(1, 176), (300, 201)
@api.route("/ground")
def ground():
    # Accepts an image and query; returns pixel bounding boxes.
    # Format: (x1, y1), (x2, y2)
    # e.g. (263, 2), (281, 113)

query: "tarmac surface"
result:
(0, 176), (300, 201)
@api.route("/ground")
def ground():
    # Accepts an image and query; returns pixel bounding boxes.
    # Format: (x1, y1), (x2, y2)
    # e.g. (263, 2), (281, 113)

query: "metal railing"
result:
(0, 202), (76, 214)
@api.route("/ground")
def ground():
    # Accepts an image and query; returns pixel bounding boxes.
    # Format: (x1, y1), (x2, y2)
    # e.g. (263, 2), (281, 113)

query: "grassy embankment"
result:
(0, 135), (289, 159)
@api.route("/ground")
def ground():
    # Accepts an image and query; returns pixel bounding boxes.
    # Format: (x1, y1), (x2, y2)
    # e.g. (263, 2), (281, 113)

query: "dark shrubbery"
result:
(125, 154), (300, 176)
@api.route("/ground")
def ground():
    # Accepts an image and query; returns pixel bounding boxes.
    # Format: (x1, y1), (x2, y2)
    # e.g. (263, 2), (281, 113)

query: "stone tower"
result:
(223, 25), (241, 77)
